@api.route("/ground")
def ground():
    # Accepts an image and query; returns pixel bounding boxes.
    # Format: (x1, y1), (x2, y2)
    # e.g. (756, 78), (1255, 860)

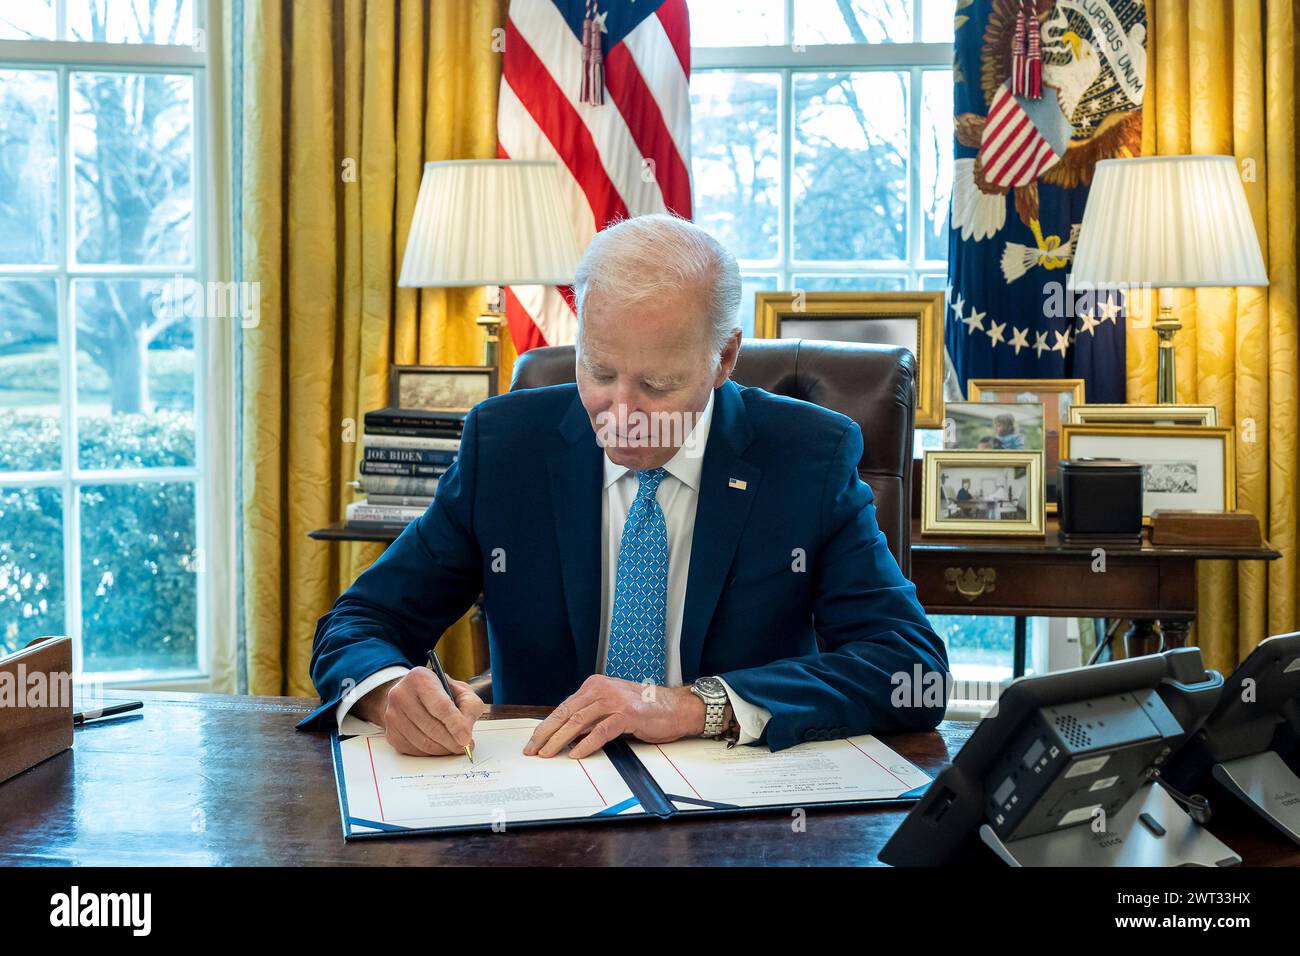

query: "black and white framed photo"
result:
(1059, 424), (1236, 520)
(389, 365), (497, 412)
(921, 450), (1045, 538)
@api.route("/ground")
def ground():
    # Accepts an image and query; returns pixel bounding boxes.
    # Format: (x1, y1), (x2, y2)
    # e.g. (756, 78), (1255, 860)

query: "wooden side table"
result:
(911, 516), (1280, 664)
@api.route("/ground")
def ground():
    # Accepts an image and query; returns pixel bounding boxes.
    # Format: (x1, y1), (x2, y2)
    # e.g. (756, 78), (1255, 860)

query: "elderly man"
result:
(300, 214), (948, 757)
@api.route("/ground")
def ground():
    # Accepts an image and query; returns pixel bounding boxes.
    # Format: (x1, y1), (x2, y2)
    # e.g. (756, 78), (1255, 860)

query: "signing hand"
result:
(361, 668), (486, 757)
(523, 675), (704, 759)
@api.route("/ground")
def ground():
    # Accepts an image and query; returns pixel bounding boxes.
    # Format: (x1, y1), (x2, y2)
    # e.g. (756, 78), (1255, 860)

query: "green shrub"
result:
(0, 412), (198, 670)
(0, 346), (194, 410)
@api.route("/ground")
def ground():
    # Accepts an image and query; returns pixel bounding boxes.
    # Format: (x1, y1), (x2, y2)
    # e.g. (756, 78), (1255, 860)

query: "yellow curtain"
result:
(1129, 0), (1298, 675)
(241, 0), (511, 696)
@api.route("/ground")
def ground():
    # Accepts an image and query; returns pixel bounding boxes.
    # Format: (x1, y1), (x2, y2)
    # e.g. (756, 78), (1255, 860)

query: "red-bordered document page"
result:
(336, 718), (643, 835)
(628, 734), (931, 811)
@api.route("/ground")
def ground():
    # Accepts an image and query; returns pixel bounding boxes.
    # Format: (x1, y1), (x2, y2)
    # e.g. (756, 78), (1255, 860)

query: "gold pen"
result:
(426, 648), (473, 763)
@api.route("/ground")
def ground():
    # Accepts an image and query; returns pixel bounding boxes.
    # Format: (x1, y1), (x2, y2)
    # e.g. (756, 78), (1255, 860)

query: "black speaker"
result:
(1057, 458), (1143, 546)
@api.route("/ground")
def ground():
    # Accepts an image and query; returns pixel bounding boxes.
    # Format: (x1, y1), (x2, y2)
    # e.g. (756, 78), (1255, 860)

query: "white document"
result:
(628, 734), (930, 810)
(335, 718), (644, 835)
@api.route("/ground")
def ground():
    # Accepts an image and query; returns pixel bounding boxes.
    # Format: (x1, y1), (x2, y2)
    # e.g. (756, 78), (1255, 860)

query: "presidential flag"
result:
(497, 0), (693, 353)
(947, 0), (1147, 403)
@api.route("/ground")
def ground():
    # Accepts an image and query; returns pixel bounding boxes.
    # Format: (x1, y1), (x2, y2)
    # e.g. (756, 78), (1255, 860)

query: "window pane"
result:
(0, 486), (64, 655)
(931, 614), (1016, 683)
(74, 279), (196, 469)
(920, 0), (958, 43)
(791, 274), (907, 291)
(0, 279), (61, 472)
(0, 2), (56, 40)
(794, 0), (912, 45)
(738, 274), (778, 338)
(0, 70), (59, 264)
(793, 72), (908, 260)
(80, 481), (197, 673)
(921, 70), (954, 261)
(691, 72), (780, 261)
(920, 273), (948, 291)
(68, 0), (195, 44)
(72, 71), (194, 266)
(687, 0), (784, 46)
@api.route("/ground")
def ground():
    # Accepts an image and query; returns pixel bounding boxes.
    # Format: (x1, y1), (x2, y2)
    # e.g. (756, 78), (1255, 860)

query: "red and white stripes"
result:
(979, 84), (1058, 188)
(497, 0), (693, 352)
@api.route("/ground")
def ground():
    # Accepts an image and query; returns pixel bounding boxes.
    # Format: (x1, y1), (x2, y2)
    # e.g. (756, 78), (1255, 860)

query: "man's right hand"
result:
(354, 668), (485, 756)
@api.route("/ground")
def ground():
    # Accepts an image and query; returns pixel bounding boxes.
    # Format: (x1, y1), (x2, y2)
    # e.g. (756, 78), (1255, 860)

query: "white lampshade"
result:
(1069, 155), (1268, 289)
(397, 159), (583, 288)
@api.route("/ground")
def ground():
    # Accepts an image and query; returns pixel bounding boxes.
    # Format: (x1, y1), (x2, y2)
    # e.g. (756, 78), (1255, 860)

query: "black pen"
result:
(73, 700), (142, 725)
(427, 648), (473, 762)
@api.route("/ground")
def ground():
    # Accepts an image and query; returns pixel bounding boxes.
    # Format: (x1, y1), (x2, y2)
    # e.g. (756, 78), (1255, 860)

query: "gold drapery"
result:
(1129, 0), (1297, 674)
(241, 0), (510, 695)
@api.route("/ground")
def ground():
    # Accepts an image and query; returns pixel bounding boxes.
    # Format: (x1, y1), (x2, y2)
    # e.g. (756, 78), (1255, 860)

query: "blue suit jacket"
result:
(299, 379), (949, 750)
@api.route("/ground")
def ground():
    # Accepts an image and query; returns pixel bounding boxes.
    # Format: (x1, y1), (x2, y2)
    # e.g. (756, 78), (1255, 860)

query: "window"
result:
(687, 0), (954, 335)
(0, 1), (211, 681)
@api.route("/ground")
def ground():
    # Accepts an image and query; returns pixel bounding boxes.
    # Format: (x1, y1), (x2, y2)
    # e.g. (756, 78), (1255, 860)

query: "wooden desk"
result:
(1, 689), (1295, 866)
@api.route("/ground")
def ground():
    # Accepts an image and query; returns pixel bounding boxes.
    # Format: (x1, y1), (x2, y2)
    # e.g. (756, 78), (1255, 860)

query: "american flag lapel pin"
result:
(728, 478), (748, 491)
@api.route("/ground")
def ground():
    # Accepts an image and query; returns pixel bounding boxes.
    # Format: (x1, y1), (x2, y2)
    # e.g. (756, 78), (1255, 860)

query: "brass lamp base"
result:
(1154, 288), (1180, 404)
(476, 311), (503, 370)
(477, 284), (505, 391)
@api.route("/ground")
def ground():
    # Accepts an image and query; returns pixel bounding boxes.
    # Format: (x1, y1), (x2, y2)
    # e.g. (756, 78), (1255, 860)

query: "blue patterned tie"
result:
(606, 467), (669, 685)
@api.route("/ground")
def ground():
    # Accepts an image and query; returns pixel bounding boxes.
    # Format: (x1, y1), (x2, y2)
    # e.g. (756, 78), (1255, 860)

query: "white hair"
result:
(573, 214), (741, 358)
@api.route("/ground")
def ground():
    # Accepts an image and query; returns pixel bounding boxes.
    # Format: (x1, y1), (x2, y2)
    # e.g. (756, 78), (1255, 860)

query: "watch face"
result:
(695, 676), (725, 699)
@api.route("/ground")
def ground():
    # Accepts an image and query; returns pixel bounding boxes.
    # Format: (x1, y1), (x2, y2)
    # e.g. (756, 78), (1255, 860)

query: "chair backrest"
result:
(510, 338), (916, 577)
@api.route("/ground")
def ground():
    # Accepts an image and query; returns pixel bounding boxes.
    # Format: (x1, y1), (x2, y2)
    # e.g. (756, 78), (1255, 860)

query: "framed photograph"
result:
(1059, 424), (1236, 520)
(389, 365), (497, 412)
(967, 378), (1086, 513)
(1067, 403), (1219, 427)
(943, 401), (1045, 452)
(921, 449), (1046, 538)
(754, 291), (945, 428)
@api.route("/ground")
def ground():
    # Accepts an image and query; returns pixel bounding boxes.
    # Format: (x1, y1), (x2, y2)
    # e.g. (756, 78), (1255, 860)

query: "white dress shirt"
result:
(338, 388), (772, 745)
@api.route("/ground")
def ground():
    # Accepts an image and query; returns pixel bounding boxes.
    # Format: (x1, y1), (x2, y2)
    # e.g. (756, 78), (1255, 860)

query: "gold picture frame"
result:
(1059, 423), (1236, 522)
(389, 364), (497, 412)
(1067, 403), (1219, 427)
(753, 291), (945, 428)
(921, 449), (1046, 538)
(966, 378), (1086, 514)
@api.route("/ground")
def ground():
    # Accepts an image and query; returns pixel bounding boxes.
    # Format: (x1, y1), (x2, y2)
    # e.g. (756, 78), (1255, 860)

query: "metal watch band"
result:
(691, 677), (729, 737)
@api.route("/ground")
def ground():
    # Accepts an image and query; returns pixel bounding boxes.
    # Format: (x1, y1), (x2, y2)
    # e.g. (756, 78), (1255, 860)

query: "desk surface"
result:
(1, 690), (1295, 866)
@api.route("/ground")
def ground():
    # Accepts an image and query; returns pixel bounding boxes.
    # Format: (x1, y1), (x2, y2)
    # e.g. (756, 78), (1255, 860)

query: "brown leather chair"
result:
(509, 338), (917, 576)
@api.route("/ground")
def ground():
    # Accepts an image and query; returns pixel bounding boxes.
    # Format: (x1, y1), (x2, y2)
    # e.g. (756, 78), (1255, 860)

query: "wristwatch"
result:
(690, 676), (730, 738)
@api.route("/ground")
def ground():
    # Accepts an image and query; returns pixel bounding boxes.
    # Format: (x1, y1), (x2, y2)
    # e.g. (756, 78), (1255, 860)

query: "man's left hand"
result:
(523, 675), (705, 759)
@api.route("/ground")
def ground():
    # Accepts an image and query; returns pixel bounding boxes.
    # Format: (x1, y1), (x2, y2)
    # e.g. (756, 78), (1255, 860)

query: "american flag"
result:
(497, 0), (693, 353)
(977, 82), (1069, 189)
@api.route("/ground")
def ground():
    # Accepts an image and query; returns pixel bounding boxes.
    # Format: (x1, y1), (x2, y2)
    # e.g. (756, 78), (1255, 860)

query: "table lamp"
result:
(1069, 155), (1269, 403)
(397, 159), (583, 373)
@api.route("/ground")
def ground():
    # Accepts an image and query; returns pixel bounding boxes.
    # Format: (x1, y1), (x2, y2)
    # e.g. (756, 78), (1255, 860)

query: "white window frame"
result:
(690, 0), (952, 295)
(0, 1), (219, 687)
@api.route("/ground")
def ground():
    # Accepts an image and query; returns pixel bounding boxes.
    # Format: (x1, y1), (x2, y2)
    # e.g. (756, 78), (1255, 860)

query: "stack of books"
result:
(344, 407), (467, 530)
